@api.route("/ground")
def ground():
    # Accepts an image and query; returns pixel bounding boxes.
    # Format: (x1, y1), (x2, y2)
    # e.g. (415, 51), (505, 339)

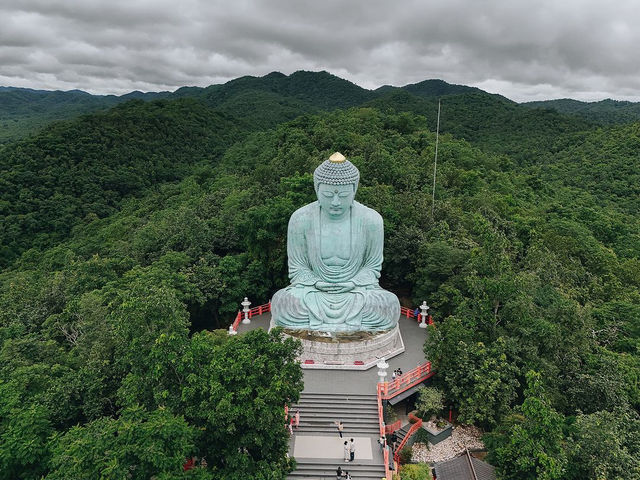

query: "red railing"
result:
(385, 419), (402, 434)
(393, 414), (423, 464)
(384, 448), (391, 480)
(231, 302), (271, 332)
(379, 361), (434, 400)
(234, 303), (426, 331)
(400, 306), (434, 326)
(376, 383), (393, 480)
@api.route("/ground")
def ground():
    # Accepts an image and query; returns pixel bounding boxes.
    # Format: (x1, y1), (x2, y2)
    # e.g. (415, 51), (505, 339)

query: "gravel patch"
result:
(411, 425), (485, 464)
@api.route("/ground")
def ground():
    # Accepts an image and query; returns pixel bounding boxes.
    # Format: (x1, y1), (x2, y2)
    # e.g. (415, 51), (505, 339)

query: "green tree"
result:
(414, 386), (445, 419)
(565, 409), (640, 480)
(46, 406), (199, 480)
(426, 319), (519, 427)
(486, 371), (567, 480)
(181, 328), (303, 479)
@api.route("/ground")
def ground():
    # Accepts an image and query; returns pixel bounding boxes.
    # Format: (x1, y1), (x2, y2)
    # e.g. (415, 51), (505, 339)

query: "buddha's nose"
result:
(331, 195), (341, 206)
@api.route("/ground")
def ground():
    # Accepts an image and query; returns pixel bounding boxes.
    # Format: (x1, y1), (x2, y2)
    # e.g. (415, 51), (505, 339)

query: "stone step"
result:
(295, 397), (378, 407)
(295, 426), (379, 435)
(293, 408), (378, 417)
(288, 459), (385, 479)
(288, 393), (384, 479)
(294, 402), (377, 412)
(300, 392), (377, 399)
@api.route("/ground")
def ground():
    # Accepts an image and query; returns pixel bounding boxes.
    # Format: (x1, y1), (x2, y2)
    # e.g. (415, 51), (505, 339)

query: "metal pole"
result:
(431, 100), (441, 218)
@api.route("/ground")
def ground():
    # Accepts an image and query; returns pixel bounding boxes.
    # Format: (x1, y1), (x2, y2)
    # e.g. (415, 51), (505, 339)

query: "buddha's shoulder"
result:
(289, 202), (318, 226)
(353, 201), (383, 226)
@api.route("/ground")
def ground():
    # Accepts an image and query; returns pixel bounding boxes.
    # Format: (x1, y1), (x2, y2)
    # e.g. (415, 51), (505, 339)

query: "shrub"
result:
(398, 446), (413, 464)
(399, 463), (433, 480)
(413, 427), (431, 444)
(415, 386), (444, 419)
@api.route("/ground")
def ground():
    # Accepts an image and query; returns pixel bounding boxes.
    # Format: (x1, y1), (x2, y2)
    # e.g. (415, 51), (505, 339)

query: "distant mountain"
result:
(365, 88), (593, 162)
(3, 73), (513, 144)
(0, 87), (171, 144)
(194, 70), (376, 110)
(522, 98), (640, 125)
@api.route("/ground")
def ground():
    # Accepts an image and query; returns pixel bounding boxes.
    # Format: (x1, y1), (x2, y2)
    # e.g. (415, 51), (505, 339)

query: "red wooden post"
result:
(449, 405), (453, 423)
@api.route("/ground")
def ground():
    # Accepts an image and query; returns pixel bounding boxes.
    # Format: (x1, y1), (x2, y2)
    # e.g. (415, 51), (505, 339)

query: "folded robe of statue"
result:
(272, 201), (399, 331)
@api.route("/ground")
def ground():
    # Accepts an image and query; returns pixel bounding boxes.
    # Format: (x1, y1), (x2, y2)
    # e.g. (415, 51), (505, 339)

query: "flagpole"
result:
(431, 99), (441, 218)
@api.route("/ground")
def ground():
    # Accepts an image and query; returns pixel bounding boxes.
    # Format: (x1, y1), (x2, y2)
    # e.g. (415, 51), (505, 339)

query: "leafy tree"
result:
(414, 386), (445, 419)
(46, 406), (199, 480)
(486, 371), (567, 480)
(426, 320), (519, 427)
(565, 408), (640, 480)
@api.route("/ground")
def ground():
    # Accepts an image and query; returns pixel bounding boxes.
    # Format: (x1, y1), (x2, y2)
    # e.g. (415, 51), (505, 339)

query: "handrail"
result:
(384, 447), (391, 480)
(377, 383), (393, 480)
(393, 416), (423, 463)
(379, 361), (434, 400)
(233, 302), (426, 331)
(231, 311), (242, 331)
(385, 419), (402, 434)
(231, 302), (271, 332)
(400, 306), (434, 326)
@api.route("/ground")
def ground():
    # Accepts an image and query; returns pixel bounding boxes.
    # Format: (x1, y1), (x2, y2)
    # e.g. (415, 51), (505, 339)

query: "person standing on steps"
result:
(343, 441), (350, 462)
(293, 409), (300, 429)
(288, 415), (294, 435)
(378, 435), (386, 451)
(336, 420), (344, 438)
(336, 465), (343, 479)
(344, 472), (352, 480)
(349, 438), (355, 462)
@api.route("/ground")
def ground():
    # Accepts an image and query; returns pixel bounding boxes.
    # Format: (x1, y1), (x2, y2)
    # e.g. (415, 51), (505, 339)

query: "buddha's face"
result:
(317, 183), (355, 219)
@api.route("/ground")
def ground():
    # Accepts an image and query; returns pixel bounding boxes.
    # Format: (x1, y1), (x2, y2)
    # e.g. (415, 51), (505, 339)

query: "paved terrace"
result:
(236, 313), (429, 394)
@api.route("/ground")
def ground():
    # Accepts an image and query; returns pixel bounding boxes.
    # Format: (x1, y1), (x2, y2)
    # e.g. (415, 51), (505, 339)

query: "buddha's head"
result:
(314, 152), (359, 219)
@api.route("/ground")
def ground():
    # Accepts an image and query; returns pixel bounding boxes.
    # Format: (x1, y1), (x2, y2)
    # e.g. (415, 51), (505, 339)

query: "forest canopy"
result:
(1, 72), (639, 478)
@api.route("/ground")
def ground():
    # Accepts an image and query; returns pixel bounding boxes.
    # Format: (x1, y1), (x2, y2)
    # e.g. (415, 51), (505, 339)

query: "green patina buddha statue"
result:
(272, 152), (400, 332)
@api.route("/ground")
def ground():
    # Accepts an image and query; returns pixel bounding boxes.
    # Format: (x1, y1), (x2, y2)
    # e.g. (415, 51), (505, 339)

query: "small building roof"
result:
(433, 449), (496, 480)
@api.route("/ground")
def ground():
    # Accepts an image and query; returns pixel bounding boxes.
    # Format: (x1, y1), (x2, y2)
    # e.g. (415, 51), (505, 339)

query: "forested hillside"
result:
(1, 72), (638, 479)
(523, 98), (640, 125)
(0, 87), (171, 144)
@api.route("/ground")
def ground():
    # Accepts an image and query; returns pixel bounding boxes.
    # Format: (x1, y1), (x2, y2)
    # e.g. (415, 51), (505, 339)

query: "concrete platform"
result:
(278, 323), (405, 370)
(293, 435), (373, 460)
(235, 311), (429, 393)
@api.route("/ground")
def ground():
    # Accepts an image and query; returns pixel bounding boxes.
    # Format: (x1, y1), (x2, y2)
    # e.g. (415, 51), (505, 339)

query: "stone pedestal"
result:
(270, 319), (404, 370)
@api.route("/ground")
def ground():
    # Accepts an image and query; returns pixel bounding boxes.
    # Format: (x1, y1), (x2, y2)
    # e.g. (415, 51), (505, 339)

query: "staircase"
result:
(393, 424), (413, 448)
(288, 392), (385, 480)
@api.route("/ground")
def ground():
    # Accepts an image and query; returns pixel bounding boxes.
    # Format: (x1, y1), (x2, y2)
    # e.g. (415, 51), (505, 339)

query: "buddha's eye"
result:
(322, 192), (333, 197)
(338, 192), (350, 198)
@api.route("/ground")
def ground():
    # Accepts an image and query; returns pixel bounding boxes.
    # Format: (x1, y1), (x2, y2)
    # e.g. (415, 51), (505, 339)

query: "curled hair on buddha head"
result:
(313, 152), (360, 193)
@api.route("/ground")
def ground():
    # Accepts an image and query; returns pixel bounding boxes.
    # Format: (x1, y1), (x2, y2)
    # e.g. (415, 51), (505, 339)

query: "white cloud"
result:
(1, 0), (639, 101)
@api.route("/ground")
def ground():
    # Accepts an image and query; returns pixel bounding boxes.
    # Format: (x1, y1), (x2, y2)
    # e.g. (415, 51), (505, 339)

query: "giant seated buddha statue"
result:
(271, 152), (400, 332)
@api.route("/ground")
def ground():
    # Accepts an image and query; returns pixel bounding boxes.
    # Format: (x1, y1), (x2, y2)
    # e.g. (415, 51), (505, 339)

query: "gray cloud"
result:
(1, 0), (639, 101)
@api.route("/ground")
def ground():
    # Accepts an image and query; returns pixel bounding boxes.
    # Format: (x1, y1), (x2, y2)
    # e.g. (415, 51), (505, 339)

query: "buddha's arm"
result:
(287, 210), (322, 286)
(351, 212), (384, 287)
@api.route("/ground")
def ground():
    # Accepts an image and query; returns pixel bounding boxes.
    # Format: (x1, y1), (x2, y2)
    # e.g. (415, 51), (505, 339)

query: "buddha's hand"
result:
(315, 281), (355, 293)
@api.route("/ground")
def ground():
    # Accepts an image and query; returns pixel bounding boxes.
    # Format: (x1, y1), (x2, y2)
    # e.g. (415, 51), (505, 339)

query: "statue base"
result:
(269, 319), (404, 370)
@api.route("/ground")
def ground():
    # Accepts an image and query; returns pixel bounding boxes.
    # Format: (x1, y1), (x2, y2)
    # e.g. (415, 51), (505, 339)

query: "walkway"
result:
(236, 311), (430, 479)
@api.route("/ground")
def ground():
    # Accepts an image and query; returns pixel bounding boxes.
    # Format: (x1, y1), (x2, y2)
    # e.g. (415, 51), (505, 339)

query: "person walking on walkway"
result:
(343, 441), (350, 462)
(378, 435), (386, 451)
(349, 438), (355, 462)
(336, 420), (344, 438)
(288, 416), (294, 435)
(293, 409), (300, 429)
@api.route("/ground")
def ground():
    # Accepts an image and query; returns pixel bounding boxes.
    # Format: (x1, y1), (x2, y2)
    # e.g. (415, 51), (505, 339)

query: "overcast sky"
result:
(2, 0), (639, 102)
